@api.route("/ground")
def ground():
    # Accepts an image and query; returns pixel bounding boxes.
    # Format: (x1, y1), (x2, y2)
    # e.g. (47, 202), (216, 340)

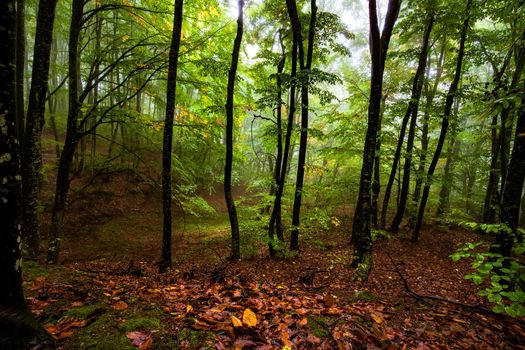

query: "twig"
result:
(387, 253), (492, 313)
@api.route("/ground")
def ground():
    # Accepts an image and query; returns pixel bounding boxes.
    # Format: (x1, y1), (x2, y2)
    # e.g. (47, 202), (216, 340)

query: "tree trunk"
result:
(290, 0), (317, 251)
(0, 3), (55, 347)
(160, 0), (184, 273)
(225, 0), (243, 260)
(15, 0), (25, 143)
(389, 12), (434, 233)
(48, 0), (84, 263)
(482, 114), (501, 223)
(436, 129), (459, 216)
(351, 0), (400, 281)
(370, 100), (384, 230)
(411, 36), (447, 223)
(267, 31), (286, 255)
(21, 0), (58, 259)
(412, 0), (471, 242)
(268, 2), (301, 255)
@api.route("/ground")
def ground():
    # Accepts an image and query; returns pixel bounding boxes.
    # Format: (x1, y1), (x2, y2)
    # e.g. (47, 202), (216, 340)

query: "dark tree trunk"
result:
(351, 0), (400, 281)
(160, 0), (184, 273)
(48, 37), (61, 159)
(290, 0), (317, 251)
(225, 0), (243, 260)
(15, 0), (25, 143)
(436, 130), (459, 216)
(370, 99), (384, 229)
(482, 114), (501, 223)
(0, 2), (55, 347)
(48, 0), (84, 263)
(389, 12), (434, 233)
(492, 101), (525, 258)
(411, 36), (447, 223)
(269, 2), (301, 255)
(21, 0), (58, 259)
(267, 31), (286, 255)
(412, 0), (471, 242)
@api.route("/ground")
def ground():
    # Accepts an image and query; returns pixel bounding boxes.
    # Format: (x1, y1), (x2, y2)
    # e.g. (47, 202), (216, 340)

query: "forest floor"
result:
(25, 166), (525, 349)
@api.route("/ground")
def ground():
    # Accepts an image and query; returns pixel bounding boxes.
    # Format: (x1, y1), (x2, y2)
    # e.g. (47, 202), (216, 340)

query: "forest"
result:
(0, 0), (524, 348)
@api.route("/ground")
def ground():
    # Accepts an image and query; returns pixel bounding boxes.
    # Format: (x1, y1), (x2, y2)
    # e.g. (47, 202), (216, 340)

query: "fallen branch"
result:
(387, 253), (493, 314)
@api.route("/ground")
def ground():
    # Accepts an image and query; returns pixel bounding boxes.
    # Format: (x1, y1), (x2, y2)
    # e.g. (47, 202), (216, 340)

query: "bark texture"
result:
(290, 0), (317, 251)
(21, 0), (58, 258)
(225, 0), (244, 260)
(351, 0), (400, 281)
(0, 2), (55, 347)
(160, 0), (184, 273)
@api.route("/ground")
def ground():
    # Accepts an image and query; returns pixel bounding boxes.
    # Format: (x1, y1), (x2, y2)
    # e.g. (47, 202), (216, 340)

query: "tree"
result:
(0, 1), (54, 347)
(389, 9), (435, 232)
(21, 0), (59, 259)
(225, 0), (244, 260)
(160, 0), (184, 273)
(351, 0), (400, 280)
(412, 0), (472, 242)
(290, 0), (317, 251)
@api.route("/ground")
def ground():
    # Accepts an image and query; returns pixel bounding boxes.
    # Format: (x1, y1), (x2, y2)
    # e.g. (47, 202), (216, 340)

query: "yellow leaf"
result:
(371, 313), (383, 324)
(283, 346), (292, 350)
(231, 315), (243, 328)
(186, 305), (193, 313)
(242, 308), (257, 327)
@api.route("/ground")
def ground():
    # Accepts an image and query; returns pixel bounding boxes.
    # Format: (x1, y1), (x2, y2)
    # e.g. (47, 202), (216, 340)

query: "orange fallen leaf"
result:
(242, 308), (257, 327)
(231, 315), (243, 328)
(112, 301), (128, 310)
(297, 318), (308, 326)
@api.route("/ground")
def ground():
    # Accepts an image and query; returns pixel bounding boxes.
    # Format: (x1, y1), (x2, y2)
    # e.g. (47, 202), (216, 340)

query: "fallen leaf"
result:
(297, 318), (308, 326)
(112, 301), (128, 310)
(242, 308), (257, 327)
(371, 313), (383, 324)
(231, 315), (243, 328)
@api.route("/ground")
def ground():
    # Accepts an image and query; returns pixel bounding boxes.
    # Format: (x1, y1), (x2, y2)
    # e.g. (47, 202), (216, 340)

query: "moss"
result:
(120, 315), (161, 332)
(63, 303), (106, 320)
(23, 260), (50, 280)
(307, 316), (332, 339)
(176, 328), (215, 349)
(66, 314), (134, 350)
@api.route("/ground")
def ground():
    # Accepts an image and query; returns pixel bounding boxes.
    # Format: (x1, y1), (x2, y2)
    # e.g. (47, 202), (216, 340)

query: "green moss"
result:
(307, 316), (332, 339)
(120, 315), (161, 332)
(63, 303), (106, 320)
(23, 260), (50, 280)
(177, 328), (215, 349)
(66, 314), (134, 350)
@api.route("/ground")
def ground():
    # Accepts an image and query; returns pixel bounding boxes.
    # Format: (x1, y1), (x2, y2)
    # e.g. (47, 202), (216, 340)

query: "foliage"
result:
(451, 223), (525, 317)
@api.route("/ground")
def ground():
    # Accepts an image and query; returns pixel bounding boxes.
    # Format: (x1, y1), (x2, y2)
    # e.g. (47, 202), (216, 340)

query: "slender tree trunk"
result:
(21, 0), (58, 258)
(48, 0), (84, 263)
(351, 0), (400, 281)
(482, 114), (501, 223)
(411, 36), (446, 222)
(370, 100), (384, 230)
(0, 3), (55, 347)
(412, 0), (471, 242)
(267, 31), (286, 255)
(225, 0), (243, 260)
(160, 0), (184, 273)
(519, 185), (525, 228)
(48, 37), (61, 159)
(268, 3), (300, 255)
(436, 128), (459, 216)
(290, 0), (317, 251)
(15, 0), (25, 143)
(389, 12), (434, 232)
